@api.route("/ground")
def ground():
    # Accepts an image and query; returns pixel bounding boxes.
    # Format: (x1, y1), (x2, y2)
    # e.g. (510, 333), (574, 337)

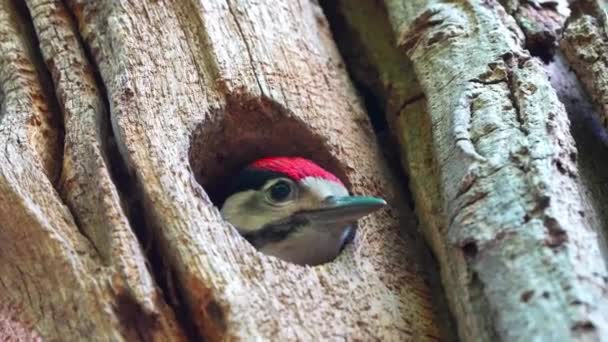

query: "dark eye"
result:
(269, 181), (292, 202)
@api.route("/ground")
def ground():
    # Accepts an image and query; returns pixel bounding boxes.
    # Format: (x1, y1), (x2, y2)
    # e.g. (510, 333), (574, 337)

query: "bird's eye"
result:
(268, 180), (293, 203)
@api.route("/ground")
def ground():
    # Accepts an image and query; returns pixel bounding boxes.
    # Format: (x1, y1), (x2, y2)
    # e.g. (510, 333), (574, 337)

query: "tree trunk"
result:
(324, 0), (608, 341)
(2, 0), (608, 341)
(0, 0), (446, 340)
(561, 0), (608, 127)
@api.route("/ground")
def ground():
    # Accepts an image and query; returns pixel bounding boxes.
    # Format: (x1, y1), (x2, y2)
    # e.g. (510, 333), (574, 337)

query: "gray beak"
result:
(298, 196), (387, 225)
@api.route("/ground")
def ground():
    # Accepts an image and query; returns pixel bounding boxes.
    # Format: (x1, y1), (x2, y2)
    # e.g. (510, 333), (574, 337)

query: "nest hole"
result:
(188, 95), (357, 265)
(189, 94), (351, 212)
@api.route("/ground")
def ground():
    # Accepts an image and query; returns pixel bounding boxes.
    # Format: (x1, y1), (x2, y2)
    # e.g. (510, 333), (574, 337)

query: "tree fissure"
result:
(225, 0), (265, 96)
(57, 1), (198, 339)
(9, 0), (64, 187)
(504, 55), (529, 133)
(1, 0), (188, 340)
(14, 0), (111, 264)
(395, 93), (426, 117)
(14, 266), (33, 311)
(103, 140), (203, 341)
(58, 2), (219, 337)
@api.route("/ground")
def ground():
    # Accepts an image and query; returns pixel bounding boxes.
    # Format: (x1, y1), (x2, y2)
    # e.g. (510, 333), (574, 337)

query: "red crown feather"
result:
(250, 157), (343, 185)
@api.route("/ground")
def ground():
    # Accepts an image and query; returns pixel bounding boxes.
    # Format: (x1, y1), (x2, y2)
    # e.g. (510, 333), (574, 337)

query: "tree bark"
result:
(561, 0), (608, 127)
(499, 0), (569, 60)
(0, 0), (184, 340)
(4, 0), (608, 341)
(325, 0), (608, 341)
(1, 0), (445, 340)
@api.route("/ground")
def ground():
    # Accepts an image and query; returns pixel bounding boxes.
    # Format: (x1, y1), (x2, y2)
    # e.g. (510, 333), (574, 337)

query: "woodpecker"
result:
(220, 157), (386, 266)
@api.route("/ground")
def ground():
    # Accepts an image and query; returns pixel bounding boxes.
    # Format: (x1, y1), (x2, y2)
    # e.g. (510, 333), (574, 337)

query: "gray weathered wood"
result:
(0, 0), (444, 340)
(0, 0), (185, 340)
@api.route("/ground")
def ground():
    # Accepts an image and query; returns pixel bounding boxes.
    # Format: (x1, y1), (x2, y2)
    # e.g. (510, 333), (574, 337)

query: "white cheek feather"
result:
(221, 189), (297, 233)
(220, 190), (264, 233)
(300, 177), (348, 199)
(221, 177), (348, 235)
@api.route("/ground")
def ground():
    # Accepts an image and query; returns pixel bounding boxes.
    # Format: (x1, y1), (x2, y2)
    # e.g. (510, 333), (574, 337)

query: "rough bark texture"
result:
(4, 0), (608, 340)
(325, 0), (608, 341)
(500, 0), (570, 61)
(0, 0), (444, 340)
(561, 0), (608, 127)
(544, 53), (608, 262)
(0, 1), (185, 340)
(0, 304), (42, 341)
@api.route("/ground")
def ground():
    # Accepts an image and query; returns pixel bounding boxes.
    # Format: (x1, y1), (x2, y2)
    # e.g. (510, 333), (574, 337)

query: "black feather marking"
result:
(243, 215), (309, 248)
(227, 168), (288, 195)
(219, 168), (288, 206)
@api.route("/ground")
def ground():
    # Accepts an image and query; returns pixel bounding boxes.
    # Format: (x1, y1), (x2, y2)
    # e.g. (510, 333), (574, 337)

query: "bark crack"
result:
(453, 86), (487, 163)
(503, 54), (530, 135)
(394, 93), (426, 117)
(226, 0), (265, 96)
(14, 266), (33, 310)
(175, 0), (224, 99)
(13, 1), (64, 186)
(11, 0), (111, 264)
(53, 1), (195, 339)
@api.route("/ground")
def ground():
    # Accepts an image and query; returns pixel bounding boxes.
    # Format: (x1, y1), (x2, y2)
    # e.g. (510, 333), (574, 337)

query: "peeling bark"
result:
(1, 0), (444, 340)
(327, 0), (608, 341)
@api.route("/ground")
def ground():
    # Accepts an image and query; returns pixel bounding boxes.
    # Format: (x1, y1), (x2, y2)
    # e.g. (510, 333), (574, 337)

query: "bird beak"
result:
(298, 196), (387, 225)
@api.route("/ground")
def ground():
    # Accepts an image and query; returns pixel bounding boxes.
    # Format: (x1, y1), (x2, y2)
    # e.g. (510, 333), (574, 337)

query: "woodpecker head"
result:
(220, 157), (386, 266)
